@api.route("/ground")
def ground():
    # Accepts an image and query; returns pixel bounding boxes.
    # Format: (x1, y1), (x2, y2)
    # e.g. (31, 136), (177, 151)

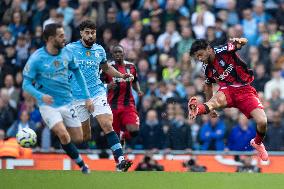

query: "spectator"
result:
(156, 21), (181, 51)
(241, 8), (258, 46)
(3, 74), (20, 110)
(43, 8), (58, 29)
(0, 54), (14, 88)
(57, 0), (74, 26)
(176, 26), (194, 61)
(98, 7), (123, 41)
(6, 110), (37, 137)
(164, 110), (192, 150)
(264, 68), (284, 100)
(252, 64), (270, 92)
(117, 0), (132, 34)
(199, 117), (225, 151)
(228, 114), (255, 151)
(31, 0), (49, 32)
(8, 11), (27, 38)
(0, 97), (14, 133)
(139, 109), (164, 149)
(265, 111), (284, 151)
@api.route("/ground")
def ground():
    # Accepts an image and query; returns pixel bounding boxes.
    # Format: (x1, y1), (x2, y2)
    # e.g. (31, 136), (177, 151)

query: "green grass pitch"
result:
(0, 170), (283, 189)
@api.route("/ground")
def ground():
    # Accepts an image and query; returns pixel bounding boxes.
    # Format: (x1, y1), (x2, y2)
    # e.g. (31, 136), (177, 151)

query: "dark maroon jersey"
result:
(102, 61), (138, 110)
(203, 42), (254, 87)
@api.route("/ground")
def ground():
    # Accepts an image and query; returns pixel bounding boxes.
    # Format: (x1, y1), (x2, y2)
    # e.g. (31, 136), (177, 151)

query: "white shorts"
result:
(73, 94), (112, 122)
(39, 104), (81, 129)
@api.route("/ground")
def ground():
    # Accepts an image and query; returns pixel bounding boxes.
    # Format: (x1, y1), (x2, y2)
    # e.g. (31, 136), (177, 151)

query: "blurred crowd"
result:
(0, 0), (284, 152)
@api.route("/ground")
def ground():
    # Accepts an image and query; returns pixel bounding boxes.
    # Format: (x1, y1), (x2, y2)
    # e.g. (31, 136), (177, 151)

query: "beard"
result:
(83, 38), (95, 47)
(54, 40), (65, 50)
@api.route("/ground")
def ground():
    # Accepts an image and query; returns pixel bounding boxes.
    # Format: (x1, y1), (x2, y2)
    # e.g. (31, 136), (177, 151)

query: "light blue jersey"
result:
(23, 47), (90, 107)
(66, 41), (107, 100)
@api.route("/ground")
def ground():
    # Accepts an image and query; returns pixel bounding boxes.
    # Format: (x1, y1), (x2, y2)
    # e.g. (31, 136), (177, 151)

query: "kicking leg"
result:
(188, 91), (227, 119)
(96, 114), (132, 172)
(250, 108), (268, 161)
(52, 122), (90, 174)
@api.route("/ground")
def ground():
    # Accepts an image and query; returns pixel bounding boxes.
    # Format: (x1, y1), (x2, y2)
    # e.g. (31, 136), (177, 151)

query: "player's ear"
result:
(80, 30), (83, 36)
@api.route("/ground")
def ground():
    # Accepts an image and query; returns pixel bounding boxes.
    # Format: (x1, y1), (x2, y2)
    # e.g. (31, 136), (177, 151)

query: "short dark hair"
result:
(43, 23), (63, 42)
(189, 39), (210, 56)
(112, 44), (124, 52)
(78, 20), (96, 31)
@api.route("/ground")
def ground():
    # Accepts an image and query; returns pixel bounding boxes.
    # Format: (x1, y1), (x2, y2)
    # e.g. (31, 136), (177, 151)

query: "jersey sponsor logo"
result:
(228, 43), (235, 51)
(217, 64), (234, 80)
(214, 46), (227, 54)
(113, 77), (133, 82)
(78, 52), (83, 55)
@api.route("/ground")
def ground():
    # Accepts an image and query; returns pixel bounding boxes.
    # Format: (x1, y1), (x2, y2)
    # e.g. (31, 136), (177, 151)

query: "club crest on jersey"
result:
(53, 61), (60, 68)
(228, 43), (235, 51)
(86, 51), (91, 56)
(219, 60), (225, 67)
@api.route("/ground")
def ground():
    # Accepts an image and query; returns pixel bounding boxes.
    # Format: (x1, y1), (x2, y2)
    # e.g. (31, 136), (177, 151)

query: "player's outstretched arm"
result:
(100, 63), (133, 80)
(133, 81), (143, 97)
(229, 38), (248, 49)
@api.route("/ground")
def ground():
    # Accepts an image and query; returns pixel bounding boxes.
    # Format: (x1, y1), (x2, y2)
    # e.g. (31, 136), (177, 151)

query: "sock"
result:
(61, 142), (85, 168)
(106, 131), (124, 164)
(197, 104), (210, 115)
(254, 130), (265, 145)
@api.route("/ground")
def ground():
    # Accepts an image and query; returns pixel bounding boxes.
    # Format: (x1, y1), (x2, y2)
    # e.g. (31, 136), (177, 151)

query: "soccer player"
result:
(22, 23), (93, 173)
(103, 45), (143, 145)
(67, 20), (133, 171)
(188, 38), (268, 161)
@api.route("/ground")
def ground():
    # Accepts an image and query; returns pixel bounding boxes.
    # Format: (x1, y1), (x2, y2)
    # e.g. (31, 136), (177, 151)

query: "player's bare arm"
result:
(100, 63), (134, 80)
(229, 38), (248, 49)
(133, 81), (144, 97)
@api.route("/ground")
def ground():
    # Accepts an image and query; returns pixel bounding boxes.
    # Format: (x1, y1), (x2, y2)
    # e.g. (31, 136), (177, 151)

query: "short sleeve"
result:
(213, 42), (238, 54)
(99, 47), (107, 65)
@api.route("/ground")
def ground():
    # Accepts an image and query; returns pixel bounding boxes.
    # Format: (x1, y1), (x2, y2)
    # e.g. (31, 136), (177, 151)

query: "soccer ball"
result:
(16, 128), (37, 148)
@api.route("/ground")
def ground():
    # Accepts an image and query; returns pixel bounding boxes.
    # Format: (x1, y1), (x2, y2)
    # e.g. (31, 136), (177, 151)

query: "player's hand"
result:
(230, 38), (248, 45)
(122, 73), (134, 81)
(42, 95), (53, 105)
(209, 110), (218, 118)
(137, 90), (144, 97)
(85, 99), (94, 113)
(107, 82), (117, 90)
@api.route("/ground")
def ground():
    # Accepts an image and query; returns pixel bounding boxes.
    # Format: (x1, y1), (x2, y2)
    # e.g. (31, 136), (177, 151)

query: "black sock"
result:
(61, 142), (85, 168)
